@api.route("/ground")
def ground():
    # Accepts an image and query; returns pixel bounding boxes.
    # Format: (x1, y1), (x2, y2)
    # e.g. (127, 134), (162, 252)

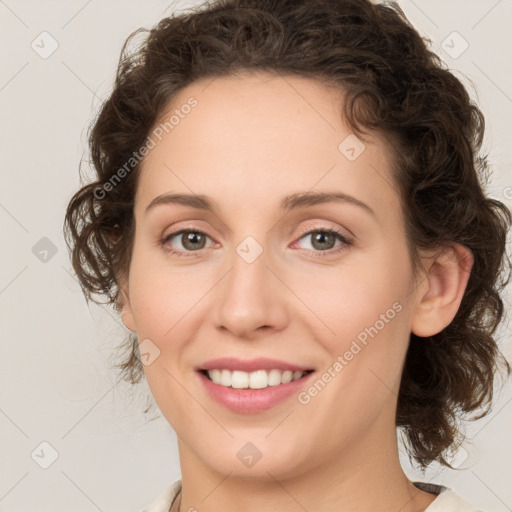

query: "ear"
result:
(119, 279), (137, 333)
(411, 243), (474, 337)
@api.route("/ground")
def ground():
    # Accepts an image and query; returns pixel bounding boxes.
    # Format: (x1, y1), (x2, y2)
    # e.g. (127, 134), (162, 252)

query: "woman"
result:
(63, 0), (511, 510)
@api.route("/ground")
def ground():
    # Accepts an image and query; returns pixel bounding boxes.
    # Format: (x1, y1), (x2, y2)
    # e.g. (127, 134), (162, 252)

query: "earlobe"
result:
(119, 284), (137, 333)
(411, 244), (474, 337)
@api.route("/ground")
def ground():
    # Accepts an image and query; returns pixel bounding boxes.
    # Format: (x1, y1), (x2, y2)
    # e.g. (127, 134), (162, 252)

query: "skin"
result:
(120, 71), (473, 512)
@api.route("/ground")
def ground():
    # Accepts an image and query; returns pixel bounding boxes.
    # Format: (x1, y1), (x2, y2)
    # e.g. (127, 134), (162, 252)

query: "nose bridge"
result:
(212, 231), (288, 336)
(226, 233), (273, 306)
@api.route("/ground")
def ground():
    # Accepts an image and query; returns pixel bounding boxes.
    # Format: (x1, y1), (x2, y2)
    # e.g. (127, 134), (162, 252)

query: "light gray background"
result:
(0, 1), (511, 511)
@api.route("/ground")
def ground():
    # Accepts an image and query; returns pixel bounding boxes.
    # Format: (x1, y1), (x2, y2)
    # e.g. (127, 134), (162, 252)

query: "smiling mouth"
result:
(198, 368), (315, 390)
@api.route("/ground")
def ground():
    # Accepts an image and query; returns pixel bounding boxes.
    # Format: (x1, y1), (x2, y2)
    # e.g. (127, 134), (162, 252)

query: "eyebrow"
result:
(144, 191), (376, 218)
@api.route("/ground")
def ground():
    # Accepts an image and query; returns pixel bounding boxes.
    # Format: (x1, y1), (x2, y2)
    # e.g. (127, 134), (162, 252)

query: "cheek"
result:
(293, 247), (413, 382)
(293, 266), (412, 439)
(127, 241), (202, 334)
(126, 247), (219, 402)
(297, 253), (409, 336)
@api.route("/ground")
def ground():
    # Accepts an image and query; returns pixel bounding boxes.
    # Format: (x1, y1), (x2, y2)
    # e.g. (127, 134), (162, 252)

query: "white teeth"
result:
(231, 370), (249, 389)
(282, 370), (293, 384)
(220, 369), (231, 387)
(268, 369), (283, 386)
(249, 370), (268, 389)
(206, 368), (308, 389)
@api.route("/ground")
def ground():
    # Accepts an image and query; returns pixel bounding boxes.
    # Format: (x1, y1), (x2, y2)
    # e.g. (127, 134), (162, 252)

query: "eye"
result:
(292, 228), (352, 256)
(160, 229), (214, 257)
(159, 226), (352, 258)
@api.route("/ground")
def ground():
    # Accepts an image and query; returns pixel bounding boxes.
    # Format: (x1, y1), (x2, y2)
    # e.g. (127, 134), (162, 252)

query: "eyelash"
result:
(159, 226), (352, 258)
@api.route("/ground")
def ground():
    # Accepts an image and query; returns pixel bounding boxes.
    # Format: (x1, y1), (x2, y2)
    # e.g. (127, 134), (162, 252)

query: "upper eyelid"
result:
(164, 224), (346, 237)
(163, 225), (351, 247)
(162, 217), (351, 237)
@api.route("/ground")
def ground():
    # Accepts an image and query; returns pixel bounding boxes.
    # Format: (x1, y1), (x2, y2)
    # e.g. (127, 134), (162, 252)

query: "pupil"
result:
(184, 232), (205, 250)
(313, 232), (334, 250)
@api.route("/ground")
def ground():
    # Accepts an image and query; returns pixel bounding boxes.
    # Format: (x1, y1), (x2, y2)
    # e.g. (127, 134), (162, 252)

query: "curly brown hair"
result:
(63, 0), (511, 470)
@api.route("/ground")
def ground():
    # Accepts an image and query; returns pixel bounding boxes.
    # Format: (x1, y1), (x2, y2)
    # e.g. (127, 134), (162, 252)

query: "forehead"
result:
(134, 71), (398, 219)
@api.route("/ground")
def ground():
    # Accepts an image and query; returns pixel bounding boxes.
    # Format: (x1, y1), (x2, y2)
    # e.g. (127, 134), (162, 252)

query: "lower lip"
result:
(197, 371), (316, 413)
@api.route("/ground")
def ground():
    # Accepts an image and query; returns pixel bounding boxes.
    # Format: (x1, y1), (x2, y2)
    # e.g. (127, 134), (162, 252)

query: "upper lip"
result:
(196, 357), (315, 373)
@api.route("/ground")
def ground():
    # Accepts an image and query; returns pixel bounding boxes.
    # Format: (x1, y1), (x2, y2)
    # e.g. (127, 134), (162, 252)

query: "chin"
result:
(196, 439), (311, 481)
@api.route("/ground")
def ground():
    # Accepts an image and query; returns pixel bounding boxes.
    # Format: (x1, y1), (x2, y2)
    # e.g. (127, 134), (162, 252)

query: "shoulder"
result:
(414, 481), (486, 512)
(141, 479), (182, 512)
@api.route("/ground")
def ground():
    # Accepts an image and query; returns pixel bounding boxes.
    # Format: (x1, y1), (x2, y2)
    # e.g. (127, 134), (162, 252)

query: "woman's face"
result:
(121, 71), (425, 479)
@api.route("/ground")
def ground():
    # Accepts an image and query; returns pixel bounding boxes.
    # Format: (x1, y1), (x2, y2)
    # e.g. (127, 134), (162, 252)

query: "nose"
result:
(212, 241), (289, 339)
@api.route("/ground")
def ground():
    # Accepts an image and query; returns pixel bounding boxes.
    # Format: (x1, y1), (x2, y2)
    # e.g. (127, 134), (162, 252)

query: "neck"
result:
(174, 416), (437, 512)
